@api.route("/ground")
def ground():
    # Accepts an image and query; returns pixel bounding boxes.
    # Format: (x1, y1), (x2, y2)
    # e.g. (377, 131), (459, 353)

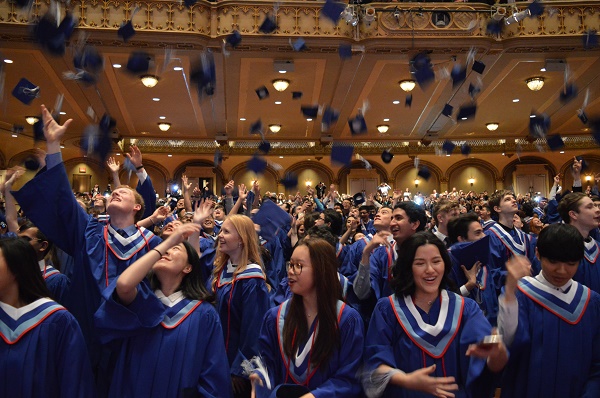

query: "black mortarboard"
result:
(583, 30), (598, 50)
(529, 113), (551, 137)
(126, 52), (151, 74)
(442, 140), (456, 154)
(461, 143), (472, 156)
(190, 51), (216, 97)
(456, 103), (477, 121)
(259, 14), (277, 34)
(292, 91), (303, 100)
(290, 38), (306, 52)
(81, 124), (112, 164)
(321, 0), (345, 24)
(301, 105), (319, 118)
(33, 13), (70, 56)
(14, 0), (31, 8)
(338, 44), (352, 60)
(73, 45), (104, 74)
(250, 119), (263, 135)
(468, 83), (481, 99)
(118, 21), (135, 42)
(226, 30), (242, 48)
(330, 143), (353, 166)
(417, 166), (431, 181)
(58, 12), (76, 40)
(578, 109), (589, 125)
(451, 64), (467, 87)
(593, 123), (600, 146)
(486, 19), (504, 36)
(214, 149), (223, 167)
(450, 235), (490, 270)
(442, 103), (454, 117)
(12, 78), (40, 105)
(255, 86), (269, 100)
(559, 83), (577, 104)
(381, 149), (393, 164)
(527, 0), (545, 17)
(23, 156), (41, 171)
(258, 140), (271, 154)
(247, 155), (267, 174)
(322, 107), (339, 130)
(411, 52), (435, 89)
(280, 172), (299, 189)
(472, 60), (486, 74)
(353, 192), (365, 206)
(348, 113), (367, 135)
(99, 113), (116, 133)
(546, 134), (565, 151)
(405, 94), (413, 107)
(253, 200), (291, 241)
(184, 0), (197, 8)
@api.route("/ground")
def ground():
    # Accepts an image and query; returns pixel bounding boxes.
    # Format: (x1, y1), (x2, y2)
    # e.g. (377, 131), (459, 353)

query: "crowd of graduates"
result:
(1, 106), (600, 398)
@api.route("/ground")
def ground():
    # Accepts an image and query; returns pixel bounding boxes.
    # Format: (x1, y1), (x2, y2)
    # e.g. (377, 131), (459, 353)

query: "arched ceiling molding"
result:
(118, 159), (171, 184)
(501, 156), (557, 182)
(391, 160), (443, 183)
(558, 154), (600, 178)
(8, 149), (48, 168)
(284, 161), (335, 184)
(228, 161), (279, 184)
(337, 160), (388, 184)
(62, 156), (105, 170)
(173, 160), (226, 184)
(444, 158), (499, 181)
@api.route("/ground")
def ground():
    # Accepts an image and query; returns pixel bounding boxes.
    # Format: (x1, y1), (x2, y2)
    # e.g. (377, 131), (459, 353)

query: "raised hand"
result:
(224, 180), (234, 196)
(182, 175), (192, 192)
(193, 198), (214, 224)
(572, 157), (582, 176)
(40, 104), (72, 153)
(165, 222), (201, 246)
(125, 145), (143, 168)
(107, 157), (121, 173)
(238, 184), (249, 201)
(151, 205), (170, 224)
(0, 167), (25, 193)
(553, 174), (561, 186)
(461, 261), (481, 291)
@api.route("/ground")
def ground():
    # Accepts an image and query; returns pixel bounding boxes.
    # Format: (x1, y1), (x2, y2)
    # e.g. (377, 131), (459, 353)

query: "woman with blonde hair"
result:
(213, 214), (271, 397)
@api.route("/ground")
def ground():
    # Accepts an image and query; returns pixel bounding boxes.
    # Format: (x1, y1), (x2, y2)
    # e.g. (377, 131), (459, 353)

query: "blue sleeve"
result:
(272, 277), (291, 306)
(364, 298), (398, 371)
(11, 162), (88, 257)
(47, 273), (70, 304)
(136, 175), (156, 219)
(314, 197), (324, 212)
(245, 191), (256, 216)
(527, 235), (541, 276)
(310, 307), (364, 398)
(582, 299), (600, 397)
(93, 279), (165, 344)
(55, 311), (96, 397)
(256, 307), (283, 388)
(369, 248), (386, 300)
(232, 278), (271, 376)
(196, 306), (234, 398)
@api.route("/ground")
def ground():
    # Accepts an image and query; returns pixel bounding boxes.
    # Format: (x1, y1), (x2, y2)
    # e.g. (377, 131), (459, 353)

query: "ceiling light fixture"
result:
(272, 79), (290, 92)
(486, 122), (499, 131)
(399, 79), (416, 92)
(25, 116), (39, 125)
(526, 77), (545, 91)
(269, 124), (281, 133)
(113, 63), (122, 68)
(377, 125), (389, 133)
(140, 75), (159, 88)
(158, 122), (171, 131)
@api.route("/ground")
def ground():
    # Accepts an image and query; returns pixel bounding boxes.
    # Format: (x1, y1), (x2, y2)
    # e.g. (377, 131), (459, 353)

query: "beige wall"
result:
(448, 165), (495, 194)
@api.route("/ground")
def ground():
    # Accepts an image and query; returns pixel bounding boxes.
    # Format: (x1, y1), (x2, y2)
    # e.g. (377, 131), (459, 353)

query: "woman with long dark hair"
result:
(0, 237), (94, 397)
(363, 232), (508, 398)
(94, 221), (231, 397)
(251, 238), (364, 397)
(212, 214), (271, 397)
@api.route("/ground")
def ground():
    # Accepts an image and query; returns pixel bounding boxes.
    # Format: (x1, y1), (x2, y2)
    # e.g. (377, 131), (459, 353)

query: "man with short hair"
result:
(479, 204), (495, 231)
(358, 205), (375, 236)
(431, 199), (460, 247)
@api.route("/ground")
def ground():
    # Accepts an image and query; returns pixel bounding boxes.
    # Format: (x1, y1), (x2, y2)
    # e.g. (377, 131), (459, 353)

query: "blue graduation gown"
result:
(448, 242), (498, 326)
(573, 238), (600, 293)
(12, 163), (161, 363)
(272, 272), (355, 308)
(364, 291), (494, 398)
(502, 277), (600, 397)
(215, 263), (271, 377)
(42, 262), (70, 305)
(369, 243), (397, 301)
(340, 237), (369, 279)
(0, 298), (95, 397)
(94, 282), (232, 398)
(256, 300), (364, 397)
(486, 223), (540, 290)
(136, 174), (157, 220)
(480, 219), (495, 232)
(262, 236), (286, 290)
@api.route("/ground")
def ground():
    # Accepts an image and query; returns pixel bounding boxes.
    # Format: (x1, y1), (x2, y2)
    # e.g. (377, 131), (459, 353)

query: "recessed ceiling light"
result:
(60, 111), (66, 115)
(60, 145), (65, 148)
(4, 59), (13, 64)
(279, 156), (284, 159)
(240, 118), (246, 121)
(307, 118), (313, 121)
(173, 66), (183, 71)
(278, 70), (287, 74)
(275, 101), (282, 105)
(559, 151), (565, 154)
(461, 117), (467, 120)
(167, 154), (173, 157)
(11, 134), (17, 138)
(513, 99), (520, 103)
(383, 118), (390, 122)
(540, 67), (546, 72)
(159, 116), (166, 120)
(153, 98), (160, 101)
(446, 154), (451, 157)
(113, 63), (121, 68)
(530, 114), (536, 118)
(393, 100), (400, 104)
(116, 153), (121, 156)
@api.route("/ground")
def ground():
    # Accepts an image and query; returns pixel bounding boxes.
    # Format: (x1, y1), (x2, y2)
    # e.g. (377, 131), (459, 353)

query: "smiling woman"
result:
(363, 232), (508, 398)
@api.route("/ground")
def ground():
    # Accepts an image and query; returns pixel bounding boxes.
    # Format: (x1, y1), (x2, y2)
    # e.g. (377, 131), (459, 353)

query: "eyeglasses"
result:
(286, 261), (305, 276)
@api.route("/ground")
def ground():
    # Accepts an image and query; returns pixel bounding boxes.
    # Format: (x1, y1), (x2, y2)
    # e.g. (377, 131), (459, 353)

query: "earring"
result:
(238, 241), (242, 248)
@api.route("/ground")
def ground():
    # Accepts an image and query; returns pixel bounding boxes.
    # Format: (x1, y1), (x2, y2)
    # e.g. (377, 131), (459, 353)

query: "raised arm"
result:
(127, 145), (156, 218)
(181, 174), (193, 212)
(137, 205), (169, 229)
(572, 157), (583, 192)
(106, 157), (121, 187)
(116, 222), (200, 305)
(230, 184), (248, 216)
(190, 199), (214, 256)
(0, 169), (24, 234)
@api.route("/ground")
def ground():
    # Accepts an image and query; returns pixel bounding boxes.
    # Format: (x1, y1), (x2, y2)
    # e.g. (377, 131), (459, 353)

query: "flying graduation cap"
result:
(320, 0), (346, 25)
(331, 143), (353, 166)
(348, 110), (367, 135)
(118, 6), (141, 42)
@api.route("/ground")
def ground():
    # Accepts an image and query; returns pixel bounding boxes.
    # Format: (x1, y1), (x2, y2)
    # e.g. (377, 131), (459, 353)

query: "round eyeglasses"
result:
(286, 261), (304, 276)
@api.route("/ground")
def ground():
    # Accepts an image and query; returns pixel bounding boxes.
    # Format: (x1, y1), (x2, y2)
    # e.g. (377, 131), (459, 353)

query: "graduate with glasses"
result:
(250, 238), (364, 398)
(363, 232), (507, 398)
